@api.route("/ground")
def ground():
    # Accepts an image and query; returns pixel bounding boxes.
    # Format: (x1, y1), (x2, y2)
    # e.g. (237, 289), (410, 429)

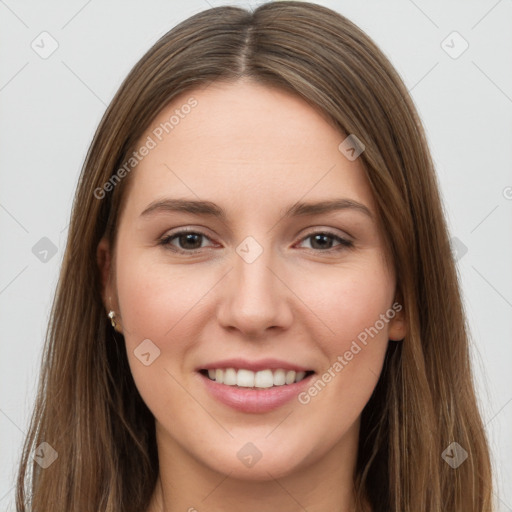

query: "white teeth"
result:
(273, 369), (286, 386)
(295, 371), (306, 383)
(237, 369), (254, 387)
(254, 369), (274, 388)
(223, 368), (237, 386)
(204, 368), (311, 388)
(285, 370), (296, 385)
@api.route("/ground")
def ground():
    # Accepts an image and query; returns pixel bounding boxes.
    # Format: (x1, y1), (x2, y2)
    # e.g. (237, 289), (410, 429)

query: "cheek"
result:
(116, 253), (212, 341)
(115, 255), (204, 418)
(294, 256), (394, 410)
(114, 254), (194, 378)
(295, 269), (393, 436)
(297, 258), (395, 347)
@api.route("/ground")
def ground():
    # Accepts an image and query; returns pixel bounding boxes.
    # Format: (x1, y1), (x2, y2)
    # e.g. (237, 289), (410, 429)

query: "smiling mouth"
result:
(199, 368), (315, 389)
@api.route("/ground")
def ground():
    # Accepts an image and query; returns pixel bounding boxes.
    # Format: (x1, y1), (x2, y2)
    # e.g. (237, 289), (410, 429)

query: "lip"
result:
(196, 357), (313, 373)
(197, 370), (315, 413)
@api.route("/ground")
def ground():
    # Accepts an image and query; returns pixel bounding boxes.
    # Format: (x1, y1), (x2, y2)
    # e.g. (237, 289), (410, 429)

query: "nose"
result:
(216, 245), (293, 338)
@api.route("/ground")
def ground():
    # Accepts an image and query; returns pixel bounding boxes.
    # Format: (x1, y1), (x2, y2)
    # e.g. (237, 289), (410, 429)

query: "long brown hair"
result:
(16, 2), (493, 510)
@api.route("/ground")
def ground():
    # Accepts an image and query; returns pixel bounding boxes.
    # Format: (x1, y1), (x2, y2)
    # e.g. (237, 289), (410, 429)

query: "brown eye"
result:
(159, 230), (214, 253)
(297, 231), (353, 251)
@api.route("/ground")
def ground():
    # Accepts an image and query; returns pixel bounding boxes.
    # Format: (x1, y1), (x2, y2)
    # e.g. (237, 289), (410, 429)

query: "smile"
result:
(197, 369), (316, 413)
(199, 368), (314, 389)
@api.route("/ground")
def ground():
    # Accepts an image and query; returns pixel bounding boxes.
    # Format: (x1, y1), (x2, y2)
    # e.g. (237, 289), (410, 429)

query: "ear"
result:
(96, 236), (113, 310)
(97, 236), (124, 334)
(388, 291), (407, 341)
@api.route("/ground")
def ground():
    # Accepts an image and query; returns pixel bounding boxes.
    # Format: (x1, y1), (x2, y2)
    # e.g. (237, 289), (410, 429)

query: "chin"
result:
(195, 437), (313, 481)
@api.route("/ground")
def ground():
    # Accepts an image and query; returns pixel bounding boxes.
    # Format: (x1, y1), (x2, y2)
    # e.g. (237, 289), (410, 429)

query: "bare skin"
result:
(97, 79), (406, 512)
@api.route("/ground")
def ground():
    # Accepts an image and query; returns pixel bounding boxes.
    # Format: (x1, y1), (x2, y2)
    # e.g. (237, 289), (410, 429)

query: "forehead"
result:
(120, 80), (376, 221)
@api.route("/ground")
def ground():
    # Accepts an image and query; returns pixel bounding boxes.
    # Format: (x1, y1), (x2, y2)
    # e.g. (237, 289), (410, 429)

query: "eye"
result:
(158, 228), (353, 254)
(158, 229), (215, 253)
(296, 230), (353, 252)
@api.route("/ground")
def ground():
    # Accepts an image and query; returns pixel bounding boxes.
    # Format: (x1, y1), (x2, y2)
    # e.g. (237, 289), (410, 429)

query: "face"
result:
(98, 80), (406, 481)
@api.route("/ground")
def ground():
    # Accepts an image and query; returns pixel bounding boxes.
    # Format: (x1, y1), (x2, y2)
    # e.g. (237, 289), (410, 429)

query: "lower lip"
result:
(198, 371), (315, 413)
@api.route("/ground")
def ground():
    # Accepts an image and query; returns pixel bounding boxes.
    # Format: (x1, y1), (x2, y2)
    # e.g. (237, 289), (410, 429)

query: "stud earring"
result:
(108, 310), (116, 328)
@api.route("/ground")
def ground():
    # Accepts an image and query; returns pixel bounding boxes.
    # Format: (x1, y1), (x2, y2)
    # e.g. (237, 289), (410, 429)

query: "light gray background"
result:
(1, 0), (511, 510)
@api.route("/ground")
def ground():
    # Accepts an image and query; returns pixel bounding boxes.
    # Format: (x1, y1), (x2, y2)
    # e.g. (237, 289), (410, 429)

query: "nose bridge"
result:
(236, 243), (275, 300)
(234, 237), (280, 311)
(218, 235), (291, 335)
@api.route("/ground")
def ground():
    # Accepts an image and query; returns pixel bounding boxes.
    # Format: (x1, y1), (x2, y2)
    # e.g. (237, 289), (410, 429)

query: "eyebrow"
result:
(139, 198), (374, 221)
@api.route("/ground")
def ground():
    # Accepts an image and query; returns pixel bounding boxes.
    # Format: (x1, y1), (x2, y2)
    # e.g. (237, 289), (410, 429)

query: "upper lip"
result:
(197, 358), (313, 373)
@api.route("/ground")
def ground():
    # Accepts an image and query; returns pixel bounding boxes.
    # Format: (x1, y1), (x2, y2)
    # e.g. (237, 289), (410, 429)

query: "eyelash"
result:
(158, 228), (353, 254)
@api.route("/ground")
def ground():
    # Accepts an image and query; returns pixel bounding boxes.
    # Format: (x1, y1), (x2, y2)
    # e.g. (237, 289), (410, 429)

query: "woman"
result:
(15, 2), (494, 511)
